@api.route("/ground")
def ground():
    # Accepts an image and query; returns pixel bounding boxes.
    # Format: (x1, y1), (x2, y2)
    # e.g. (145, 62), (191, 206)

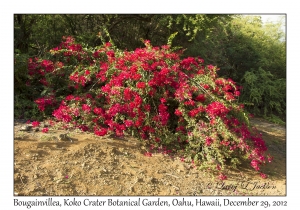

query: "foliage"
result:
(14, 14), (232, 55)
(14, 53), (44, 120)
(23, 36), (273, 179)
(241, 68), (286, 118)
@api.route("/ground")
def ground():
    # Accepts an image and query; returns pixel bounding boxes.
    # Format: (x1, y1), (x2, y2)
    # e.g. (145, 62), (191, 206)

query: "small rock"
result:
(149, 177), (158, 183)
(158, 169), (166, 174)
(20, 125), (32, 131)
(58, 133), (71, 142)
(184, 163), (191, 169)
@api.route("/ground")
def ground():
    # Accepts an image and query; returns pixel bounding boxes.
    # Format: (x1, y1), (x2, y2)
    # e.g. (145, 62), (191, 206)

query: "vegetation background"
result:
(14, 14), (286, 124)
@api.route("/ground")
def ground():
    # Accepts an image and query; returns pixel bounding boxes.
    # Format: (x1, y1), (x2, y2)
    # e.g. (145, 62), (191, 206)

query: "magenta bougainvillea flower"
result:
(144, 152), (152, 157)
(42, 128), (49, 133)
(219, 173), (227, 181)
(32, 121), (40, 127)
(260, 173), (268, 179)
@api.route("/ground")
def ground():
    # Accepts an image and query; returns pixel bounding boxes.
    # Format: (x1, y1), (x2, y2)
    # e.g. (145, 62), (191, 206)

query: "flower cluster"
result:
(35, 96), (56, 112)
(42, 128), (49, 133)
(32, 121), (40, 127)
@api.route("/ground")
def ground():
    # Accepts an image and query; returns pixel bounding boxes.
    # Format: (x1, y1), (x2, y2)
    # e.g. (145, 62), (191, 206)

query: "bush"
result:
(23, 36), (272, 179)
(14, 53), (44, 120)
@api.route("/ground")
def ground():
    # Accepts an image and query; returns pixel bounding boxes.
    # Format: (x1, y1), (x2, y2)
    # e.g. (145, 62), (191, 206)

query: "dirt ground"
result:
(13, 117), (286, 196)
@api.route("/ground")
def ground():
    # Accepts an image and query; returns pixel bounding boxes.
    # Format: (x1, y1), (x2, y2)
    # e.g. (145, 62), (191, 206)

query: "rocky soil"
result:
(14, 118), (286, 196)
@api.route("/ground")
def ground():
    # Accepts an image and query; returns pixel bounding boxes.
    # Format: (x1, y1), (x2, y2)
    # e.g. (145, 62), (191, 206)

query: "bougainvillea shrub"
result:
(26, 36), (272, 179)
